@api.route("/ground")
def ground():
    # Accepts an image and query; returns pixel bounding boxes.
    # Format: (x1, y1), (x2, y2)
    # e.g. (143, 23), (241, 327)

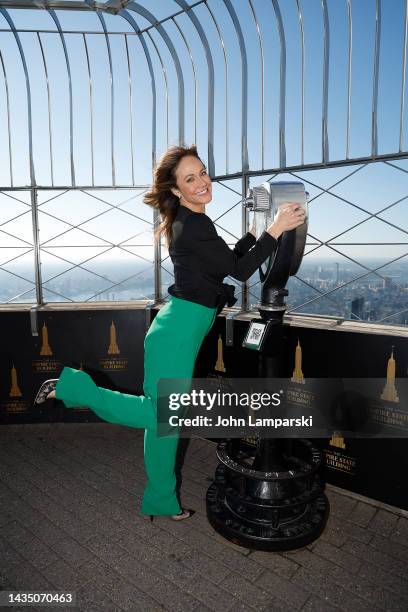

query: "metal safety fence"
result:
(0, 0), (406, 326)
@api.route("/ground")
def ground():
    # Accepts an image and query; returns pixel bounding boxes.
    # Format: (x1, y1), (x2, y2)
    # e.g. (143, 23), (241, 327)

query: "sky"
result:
(0, 0), (407, 300)
(0, 0), (407, 181)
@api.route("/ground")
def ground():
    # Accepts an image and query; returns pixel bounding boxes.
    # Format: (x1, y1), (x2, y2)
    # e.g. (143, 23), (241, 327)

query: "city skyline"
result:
(2, 257), (407, 326)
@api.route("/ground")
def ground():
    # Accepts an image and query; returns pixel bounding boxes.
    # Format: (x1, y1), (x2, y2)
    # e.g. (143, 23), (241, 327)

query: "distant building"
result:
(350, 297), (365, 321)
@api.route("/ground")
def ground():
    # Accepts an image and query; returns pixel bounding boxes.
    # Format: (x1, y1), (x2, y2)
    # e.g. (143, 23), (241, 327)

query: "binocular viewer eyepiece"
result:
(244, 180), (309, 214)
(243, 181), (309, 314)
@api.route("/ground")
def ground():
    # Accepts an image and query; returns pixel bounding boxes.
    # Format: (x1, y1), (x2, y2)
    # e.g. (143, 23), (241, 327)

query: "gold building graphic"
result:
(40, 322), (52, 356)
(380, 348), (399, 403)
(329, 432), (346, 449)
(108, 320), (120, 355)
(9, 364), (22, 398)
(291, 339), (305, 384)
(100, 319), (127, 371)
(215, 334), (226, 373)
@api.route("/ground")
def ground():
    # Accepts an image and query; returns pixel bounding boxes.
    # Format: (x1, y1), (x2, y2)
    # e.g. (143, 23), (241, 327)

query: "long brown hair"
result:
(143, 144), (201, 246)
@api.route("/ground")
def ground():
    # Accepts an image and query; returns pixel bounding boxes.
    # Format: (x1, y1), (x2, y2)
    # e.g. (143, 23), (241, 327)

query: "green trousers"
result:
(55, 296), (217, 516)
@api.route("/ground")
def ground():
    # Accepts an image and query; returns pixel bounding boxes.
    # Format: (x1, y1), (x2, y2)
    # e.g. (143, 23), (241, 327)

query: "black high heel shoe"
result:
(34, 379), (58, 405)
(144, 508), (195, 523)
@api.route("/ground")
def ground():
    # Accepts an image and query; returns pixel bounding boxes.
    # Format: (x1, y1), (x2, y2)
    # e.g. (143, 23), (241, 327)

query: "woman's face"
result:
(172, 155), (212, 209)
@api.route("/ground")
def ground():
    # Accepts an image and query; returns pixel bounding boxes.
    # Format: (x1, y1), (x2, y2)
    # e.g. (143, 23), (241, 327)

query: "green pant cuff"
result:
(56, 367), (84, 408)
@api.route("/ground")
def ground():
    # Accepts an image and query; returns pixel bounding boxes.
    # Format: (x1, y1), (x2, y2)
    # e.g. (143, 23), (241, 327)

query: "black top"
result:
(168, 204), (278, 311)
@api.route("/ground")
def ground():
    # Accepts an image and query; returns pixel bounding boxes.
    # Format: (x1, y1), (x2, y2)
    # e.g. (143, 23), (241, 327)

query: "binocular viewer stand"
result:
(206, 181), (330, 551)
(206, 306), (330, 551)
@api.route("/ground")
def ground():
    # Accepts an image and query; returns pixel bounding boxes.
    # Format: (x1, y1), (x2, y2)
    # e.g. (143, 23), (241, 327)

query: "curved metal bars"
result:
(171, 15), (197, 146)
(203, 0), (229, 174)
(95, 9), (115, 185)
(271, 0), (286, 168)
(82, 33), (95, 185)
(118, 8), (161, 300)
(175, 0), (215, 174)
(372, 0), (381, 157)
(0, 7), (35, 185)
(0, 0), (406, 184)
(126, 2), (185, 145)
(0, 46), (12, 185)
(37, 32), (54, 186)
(0, 1), (117, 11)
(346, 0), (352, 159)
(400, 0), (408, 152)
(47, 8), (75, 186)
(124, 34), (135, 184)
(146, 30), (169, 149)
(295, 0), (305, 165)
(321, 0), (329, 162)
(0, 0), (407, 328)
(223, 0), (248, 172)
(119, 9), (156, 166)
(248, 0), (264, 169)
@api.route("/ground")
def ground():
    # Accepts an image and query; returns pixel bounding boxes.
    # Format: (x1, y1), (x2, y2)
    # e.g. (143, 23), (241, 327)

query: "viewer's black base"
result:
(206, 439), (330, 552)
(207, 482), (329, 551)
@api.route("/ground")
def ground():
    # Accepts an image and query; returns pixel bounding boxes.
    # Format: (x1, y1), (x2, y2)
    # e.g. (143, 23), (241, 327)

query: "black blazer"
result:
(168, 204), (278, 310)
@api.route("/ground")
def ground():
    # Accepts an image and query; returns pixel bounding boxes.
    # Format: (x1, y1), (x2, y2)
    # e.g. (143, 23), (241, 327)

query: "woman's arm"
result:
(185, 214), (277, 282)
(233, 232), (256, 257)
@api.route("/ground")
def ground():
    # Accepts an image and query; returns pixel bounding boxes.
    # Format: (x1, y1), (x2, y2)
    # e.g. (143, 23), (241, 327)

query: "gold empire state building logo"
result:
(2, 363), (29, 412)
(9, 364), (22, 397)
(329, 432), (346, 449)
(291, 339), (305, 384)
(108, 320), (120, 355)
(100, 319), (127, 371)
(215, 334), (226, 373)
(40, 322), (52, 356)
(380, 348), (399, 403)
(32, 321), (59, 373)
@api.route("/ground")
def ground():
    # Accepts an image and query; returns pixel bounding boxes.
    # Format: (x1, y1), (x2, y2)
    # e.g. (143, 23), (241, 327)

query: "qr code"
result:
(249, 327), (263, 341)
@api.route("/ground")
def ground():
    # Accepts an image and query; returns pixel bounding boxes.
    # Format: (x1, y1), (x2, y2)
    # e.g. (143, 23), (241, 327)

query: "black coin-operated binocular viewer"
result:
(206, 182), (330, 551)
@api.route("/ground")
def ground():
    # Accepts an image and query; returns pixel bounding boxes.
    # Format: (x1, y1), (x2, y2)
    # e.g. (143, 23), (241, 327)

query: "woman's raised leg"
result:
(55, 297), (217, 517)
(55, 367), (156, 430)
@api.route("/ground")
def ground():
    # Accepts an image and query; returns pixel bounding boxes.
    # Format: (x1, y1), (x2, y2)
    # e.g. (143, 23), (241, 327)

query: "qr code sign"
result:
(247, 323), (265, 345)
(249, 327), (263, 341)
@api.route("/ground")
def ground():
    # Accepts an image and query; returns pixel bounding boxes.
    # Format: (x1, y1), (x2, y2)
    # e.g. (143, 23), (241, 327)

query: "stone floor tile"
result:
(348, 502), (378, 528)
(2, 425), (407, 612)
(369, 533), (408, 563)
(50, 536), (96, 568)
(183, 574), (239, 612)
(256, 569), (310, 609)
(41, 559), (93, 591)
(367, 508), (399, 537)
(311, 539), (362, 573)
(220, 572), (274, 609)
(247, 551), (299, 580)
(391, 516), (408, 548)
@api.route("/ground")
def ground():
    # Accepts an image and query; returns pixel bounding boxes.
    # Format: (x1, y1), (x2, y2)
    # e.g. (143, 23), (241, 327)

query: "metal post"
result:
(31, 188), (43, 305)
(153, 200), (162, 304)
(242, 173), (249, 311)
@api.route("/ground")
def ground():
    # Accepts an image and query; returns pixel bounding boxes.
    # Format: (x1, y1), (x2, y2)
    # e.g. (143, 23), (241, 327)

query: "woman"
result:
(35, 144), (305, 521)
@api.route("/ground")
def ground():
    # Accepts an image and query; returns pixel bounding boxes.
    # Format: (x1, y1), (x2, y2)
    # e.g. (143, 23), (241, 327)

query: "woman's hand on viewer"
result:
(266, 202), (306, 240)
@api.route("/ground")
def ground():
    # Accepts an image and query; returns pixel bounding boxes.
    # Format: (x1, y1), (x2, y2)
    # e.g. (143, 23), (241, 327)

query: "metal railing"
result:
(0, 0), (406, 326)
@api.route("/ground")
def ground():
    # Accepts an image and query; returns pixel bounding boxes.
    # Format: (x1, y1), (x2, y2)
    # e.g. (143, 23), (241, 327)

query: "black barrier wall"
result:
(0, 308), (146, 423)
(205, 316), (408, 512)
(0, 307), (407, 510)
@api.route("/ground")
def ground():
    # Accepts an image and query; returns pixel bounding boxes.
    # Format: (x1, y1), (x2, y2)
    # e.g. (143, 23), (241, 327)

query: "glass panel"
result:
(0, 190), (34, 304)
(37, 188), (154, 303)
